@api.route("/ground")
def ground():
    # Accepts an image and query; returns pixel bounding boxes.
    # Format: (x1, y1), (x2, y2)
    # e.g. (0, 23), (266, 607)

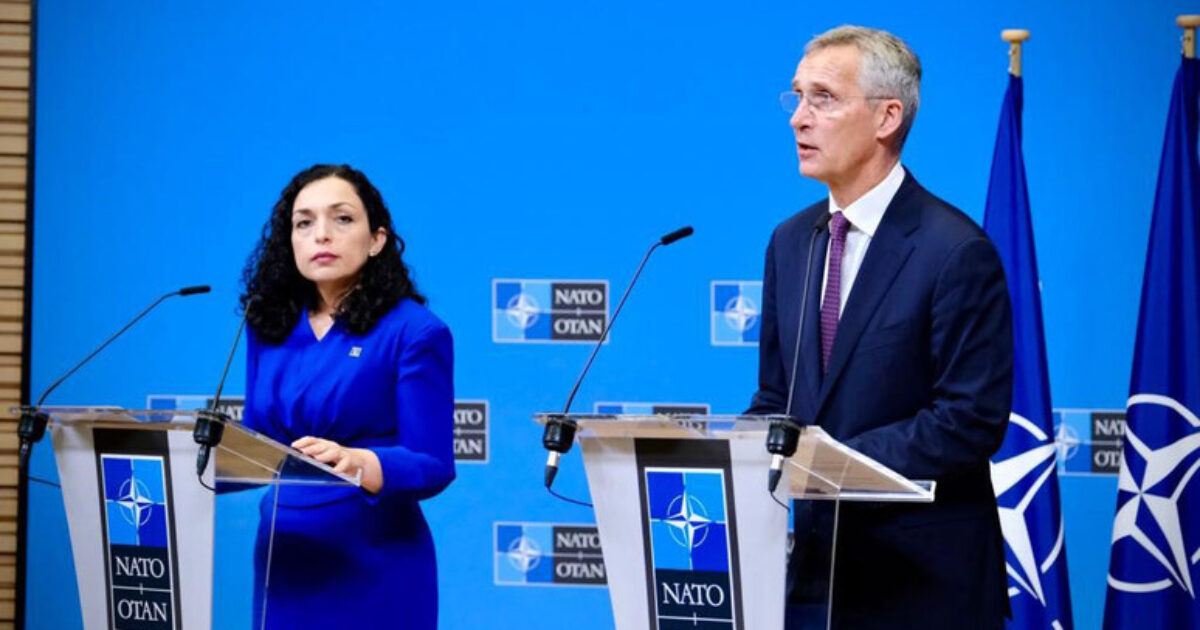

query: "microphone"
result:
(543, 226), (695, 490)
(767, 212), (831, 493)
(194, 298), (255, 479)
(660, 226), (694, 246)
(178, 285), (211, 296)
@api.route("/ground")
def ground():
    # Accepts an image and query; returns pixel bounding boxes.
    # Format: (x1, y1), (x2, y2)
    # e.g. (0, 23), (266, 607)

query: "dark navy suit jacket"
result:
(749, 171), (1013, 630)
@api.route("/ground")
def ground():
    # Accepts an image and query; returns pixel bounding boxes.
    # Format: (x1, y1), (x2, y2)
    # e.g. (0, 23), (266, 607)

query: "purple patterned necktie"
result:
(820, 212), (850, 371)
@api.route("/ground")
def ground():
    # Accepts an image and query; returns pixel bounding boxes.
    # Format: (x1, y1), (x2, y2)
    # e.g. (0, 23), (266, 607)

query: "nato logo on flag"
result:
(711, 281), (761, 346)
(493, 279), (610, 344)
(1107, 396), (1200, 599)
(644, 468), (737, 627)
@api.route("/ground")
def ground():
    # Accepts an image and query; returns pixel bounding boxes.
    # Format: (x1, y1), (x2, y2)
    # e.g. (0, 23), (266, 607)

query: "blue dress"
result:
(242, 299), (455, 629)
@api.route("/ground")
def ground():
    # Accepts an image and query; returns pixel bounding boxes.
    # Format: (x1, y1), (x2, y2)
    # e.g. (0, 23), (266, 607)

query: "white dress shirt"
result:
(820, 161), (907, 316)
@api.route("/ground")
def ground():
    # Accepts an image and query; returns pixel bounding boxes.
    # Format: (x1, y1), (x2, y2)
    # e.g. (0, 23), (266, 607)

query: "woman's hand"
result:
(291, 437), (384, 494)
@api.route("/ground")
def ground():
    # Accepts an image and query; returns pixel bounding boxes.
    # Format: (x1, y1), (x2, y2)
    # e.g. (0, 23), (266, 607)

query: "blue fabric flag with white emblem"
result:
(984, 73), (1075, 630)
(1103, 56), (1200, 629)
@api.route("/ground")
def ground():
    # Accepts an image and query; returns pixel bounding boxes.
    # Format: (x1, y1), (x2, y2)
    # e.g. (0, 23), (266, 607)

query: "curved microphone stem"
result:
(561, 241), (660, 415)
(768, 218), (827, 495)
(211, 311), (249, 410)
(543, 227), (693, 500)
(35, 285), (211, 407)
(196, 300), (254, 480)
(38, 293), (168, 407)
(784, 223), (824, 418)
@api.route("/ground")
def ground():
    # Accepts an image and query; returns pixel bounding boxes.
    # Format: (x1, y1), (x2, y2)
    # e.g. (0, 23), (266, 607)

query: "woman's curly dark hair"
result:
(240, 164), (425, 344)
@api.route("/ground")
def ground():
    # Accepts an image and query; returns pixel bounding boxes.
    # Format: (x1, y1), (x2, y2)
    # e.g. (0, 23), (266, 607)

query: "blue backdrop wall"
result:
(24, 1), (1193, 628)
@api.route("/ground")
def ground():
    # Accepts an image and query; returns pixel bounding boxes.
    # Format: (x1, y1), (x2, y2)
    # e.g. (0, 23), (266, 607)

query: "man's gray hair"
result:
(806, 25), (922, 150)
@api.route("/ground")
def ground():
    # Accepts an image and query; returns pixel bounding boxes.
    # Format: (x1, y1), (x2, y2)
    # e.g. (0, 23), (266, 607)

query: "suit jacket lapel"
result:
(799, 227), (827, 416)
(816, 173), (922, 411)
(776, 207), (829, 420)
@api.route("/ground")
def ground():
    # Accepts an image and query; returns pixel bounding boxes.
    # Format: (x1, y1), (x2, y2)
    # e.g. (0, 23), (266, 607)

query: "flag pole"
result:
(1178, 15), (1200, 58)
(1001, 29), (1030, 76)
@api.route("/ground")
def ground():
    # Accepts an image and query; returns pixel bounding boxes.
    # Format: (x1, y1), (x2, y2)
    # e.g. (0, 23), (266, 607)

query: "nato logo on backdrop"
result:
(147, 395), (244, 423)
(494, 522), (606, 586)
(711, 281), (761, 346)
(1054, 409), (1126, 475)
(453, 400), (489, 463)
(596, 402), (712, 432)
(493, 279), (610, 343)
(595, 402), (711, 416)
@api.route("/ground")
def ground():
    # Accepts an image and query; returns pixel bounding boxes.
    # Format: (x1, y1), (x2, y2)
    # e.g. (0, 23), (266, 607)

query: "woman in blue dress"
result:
(239, 164), (455, 629)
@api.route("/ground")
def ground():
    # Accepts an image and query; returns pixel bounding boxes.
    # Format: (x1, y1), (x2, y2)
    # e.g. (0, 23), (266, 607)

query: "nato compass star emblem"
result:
(1054, 421), (1080, 464)
(505, 292), (540, 330)
(506, 535), (542, 573)
(1109, 394), (1200, 597)
(116, 477), (156, 527)
(663, 490), (712, 550)
(991, 412), (1065, 608)
(723, 295), (758, 333)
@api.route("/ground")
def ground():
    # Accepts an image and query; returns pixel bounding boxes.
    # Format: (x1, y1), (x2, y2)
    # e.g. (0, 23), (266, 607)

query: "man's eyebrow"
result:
(794, 80), (834, 93)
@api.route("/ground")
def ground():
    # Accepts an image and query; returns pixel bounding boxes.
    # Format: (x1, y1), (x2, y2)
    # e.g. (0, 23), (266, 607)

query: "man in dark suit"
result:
(748, 26), (1013, 629)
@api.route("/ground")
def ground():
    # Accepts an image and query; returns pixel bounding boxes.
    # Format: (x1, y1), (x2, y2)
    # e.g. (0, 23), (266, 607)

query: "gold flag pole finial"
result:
(1178, 15), (1200, 58)
(1002, 29), (1031, 77)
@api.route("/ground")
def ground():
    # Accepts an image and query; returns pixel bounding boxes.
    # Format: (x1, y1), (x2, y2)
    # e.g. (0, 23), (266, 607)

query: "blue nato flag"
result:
(983, 73), (1075, 630)
(1103, 56), (1200, 629)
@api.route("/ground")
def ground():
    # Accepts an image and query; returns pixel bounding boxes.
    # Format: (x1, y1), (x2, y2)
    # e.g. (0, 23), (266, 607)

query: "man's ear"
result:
(876, 99), (904, 143)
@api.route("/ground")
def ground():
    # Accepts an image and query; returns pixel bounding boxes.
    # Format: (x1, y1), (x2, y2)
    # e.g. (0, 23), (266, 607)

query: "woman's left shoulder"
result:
(376, 298), (451, 344)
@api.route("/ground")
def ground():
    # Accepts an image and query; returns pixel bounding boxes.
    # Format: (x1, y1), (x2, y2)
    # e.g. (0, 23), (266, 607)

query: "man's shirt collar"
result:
(827, 161), (906, 238)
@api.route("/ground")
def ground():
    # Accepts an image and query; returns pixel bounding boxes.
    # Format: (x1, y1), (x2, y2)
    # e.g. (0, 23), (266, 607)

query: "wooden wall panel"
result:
(0, 1), (29, 628)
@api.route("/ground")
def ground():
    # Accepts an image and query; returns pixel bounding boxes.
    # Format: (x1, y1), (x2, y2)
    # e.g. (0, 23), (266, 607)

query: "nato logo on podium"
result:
(98, 439), (180, 630)
(644, 468), (738, 628)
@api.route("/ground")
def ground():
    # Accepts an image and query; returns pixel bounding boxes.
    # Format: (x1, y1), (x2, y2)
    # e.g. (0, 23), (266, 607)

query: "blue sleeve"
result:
(842, 237), (1014, 480)
(368, 322), (457, 502)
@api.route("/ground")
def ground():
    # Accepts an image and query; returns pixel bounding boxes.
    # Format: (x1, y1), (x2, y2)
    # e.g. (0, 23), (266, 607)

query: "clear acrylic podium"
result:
(535, 413), (935, 630)
(42, 406), (359, 630)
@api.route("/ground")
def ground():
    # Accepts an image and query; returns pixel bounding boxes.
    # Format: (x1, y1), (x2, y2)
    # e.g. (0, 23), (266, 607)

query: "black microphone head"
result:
(179, 285), (212, 296)
(813, 212), (832, 232)
(660, 226), (694, 246)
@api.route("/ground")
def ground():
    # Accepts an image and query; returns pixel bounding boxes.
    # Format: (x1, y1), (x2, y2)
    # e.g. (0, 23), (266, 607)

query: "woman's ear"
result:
(370, 228), (387, 256)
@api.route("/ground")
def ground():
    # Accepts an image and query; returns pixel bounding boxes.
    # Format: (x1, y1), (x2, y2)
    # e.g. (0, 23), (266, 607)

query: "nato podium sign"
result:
(536, 414), (935, 630)
(42, 407), (358, 630)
